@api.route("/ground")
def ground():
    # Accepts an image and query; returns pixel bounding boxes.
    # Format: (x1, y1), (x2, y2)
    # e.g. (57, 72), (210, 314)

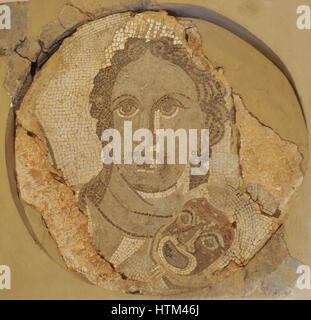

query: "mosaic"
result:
(15, 12), (303, 295)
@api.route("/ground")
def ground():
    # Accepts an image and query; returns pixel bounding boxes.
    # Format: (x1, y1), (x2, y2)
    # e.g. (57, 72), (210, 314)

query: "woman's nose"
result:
(138, 108), (150, 130)
(139, 108), (161, 142)
(139, 107), (160, 134)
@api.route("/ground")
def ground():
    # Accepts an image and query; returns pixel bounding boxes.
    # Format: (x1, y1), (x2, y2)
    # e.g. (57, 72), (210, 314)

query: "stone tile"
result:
(39, 20), (67, 52)
(58, 4), (91, 31)
(16, 38), (41, 63)
(4, 51), (31, 99)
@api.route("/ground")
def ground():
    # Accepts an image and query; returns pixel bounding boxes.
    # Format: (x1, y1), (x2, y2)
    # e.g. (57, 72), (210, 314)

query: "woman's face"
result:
(111, 49), (205, 192)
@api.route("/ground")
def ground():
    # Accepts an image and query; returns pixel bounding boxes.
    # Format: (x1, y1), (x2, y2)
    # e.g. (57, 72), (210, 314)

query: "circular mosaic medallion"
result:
(15, 11), (305, 295)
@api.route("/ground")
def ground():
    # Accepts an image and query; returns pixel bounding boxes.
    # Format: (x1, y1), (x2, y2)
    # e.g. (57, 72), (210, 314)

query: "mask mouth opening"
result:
(158, 236), (197, 275)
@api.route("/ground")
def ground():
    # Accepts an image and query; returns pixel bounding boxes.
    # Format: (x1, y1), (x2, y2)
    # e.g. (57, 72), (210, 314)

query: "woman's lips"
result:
(136, 163), (157, 172)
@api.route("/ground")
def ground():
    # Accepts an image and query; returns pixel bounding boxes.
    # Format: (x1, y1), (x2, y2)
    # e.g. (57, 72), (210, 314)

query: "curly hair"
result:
(89, 37), (229, 146)
(80, 37), (230, 206)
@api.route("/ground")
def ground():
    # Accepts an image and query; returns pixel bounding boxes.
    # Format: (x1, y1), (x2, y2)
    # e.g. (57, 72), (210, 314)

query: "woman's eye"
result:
(157, 96), (184, 119)
(116, 99), (139, 117)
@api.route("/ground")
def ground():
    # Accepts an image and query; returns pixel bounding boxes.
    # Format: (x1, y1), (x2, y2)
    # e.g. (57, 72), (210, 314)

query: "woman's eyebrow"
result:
(111, 94), (139, 110)
(112, 94), (138, 104)
(167, 92), (194, 108)
(170, 92), (194, 102)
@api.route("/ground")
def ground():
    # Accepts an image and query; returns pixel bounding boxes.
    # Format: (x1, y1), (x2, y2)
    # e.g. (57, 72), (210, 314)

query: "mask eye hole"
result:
(179, 210), (193, 226)
(199, 232), (224, 250)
